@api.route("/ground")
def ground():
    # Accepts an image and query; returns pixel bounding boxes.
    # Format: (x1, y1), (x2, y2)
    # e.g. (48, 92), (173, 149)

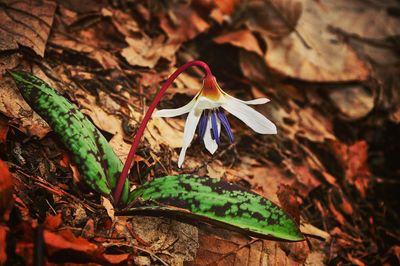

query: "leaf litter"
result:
(0, 0), (399, 265)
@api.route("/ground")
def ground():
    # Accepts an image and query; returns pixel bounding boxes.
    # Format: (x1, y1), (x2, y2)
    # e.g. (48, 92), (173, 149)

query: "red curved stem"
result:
(114, 60), (212, 205)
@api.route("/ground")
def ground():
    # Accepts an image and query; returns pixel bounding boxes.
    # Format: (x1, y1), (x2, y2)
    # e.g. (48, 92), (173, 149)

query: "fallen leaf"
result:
(257, 0), (369, 81)
(101, 196), (115, 220)
(102, 8), (140, 37)
(160, 4), (210, 45)
(272, 102), (336, 143)
(129, 216), (199, 265)
(191, 228), (307, 266)
(44, 229), (99, 255)
(0, 225), (7, 264)
(246, 0), (302, 38)
(0, 53), (22, 75)
(277, 184), (300, 224)
(103, 253), (130, 264)
(0, 115), (8, 145)
(0, 74), (51, 138)
(323, 0), (400, 40)
(328, 85), (374, 121)
(215, 0), (237, 15)
(49, 33), (121, 70)
(121, 34), (179, 68)
(239, 50), (273, 85)
(44, 214), (62, 230)
(0, 160), (13, 221)
(0, 0), (56, 56)
(214, 30), (263, 56)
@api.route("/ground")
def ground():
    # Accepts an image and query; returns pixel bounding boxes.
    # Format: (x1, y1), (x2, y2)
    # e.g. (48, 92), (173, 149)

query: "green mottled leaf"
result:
(9, 71), (130, 204)
(120, 175), (304, 241)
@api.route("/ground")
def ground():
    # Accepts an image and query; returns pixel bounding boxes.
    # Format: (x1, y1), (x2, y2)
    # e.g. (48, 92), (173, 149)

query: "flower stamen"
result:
(198, 110), (208, 142)
(211, 110), (220, 145)
(217, 109), (234, 143)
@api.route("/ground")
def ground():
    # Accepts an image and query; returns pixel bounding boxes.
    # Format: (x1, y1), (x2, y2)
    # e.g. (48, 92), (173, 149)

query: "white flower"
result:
(154, 75), (277, 167)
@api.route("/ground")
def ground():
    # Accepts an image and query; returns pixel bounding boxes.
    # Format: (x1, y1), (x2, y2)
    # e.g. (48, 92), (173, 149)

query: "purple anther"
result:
(217, 109), (234, 142)
(198, 111), (208, 141)
(211, 110), (220, 144)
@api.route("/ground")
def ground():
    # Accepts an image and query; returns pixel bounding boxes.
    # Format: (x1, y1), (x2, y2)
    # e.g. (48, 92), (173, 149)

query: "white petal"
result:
(178, 147), (187, 167)
(153, 98), (197, 118)
(239, 98), (270, 105)
(203, 113), (218, 154)
(222, 98), (277, 134)
(225, 94), (270, 105)
(178, 108), (201, 167)
(196, 96), (222, 110)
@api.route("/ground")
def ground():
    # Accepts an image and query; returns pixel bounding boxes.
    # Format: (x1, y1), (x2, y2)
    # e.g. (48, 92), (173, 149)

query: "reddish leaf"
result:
(44, 214), (62, 230)
(0, 117), (8, 144)
(0, 160), (13, 221)
(0, 225), (7, 265)
(45, 229), (98, 254)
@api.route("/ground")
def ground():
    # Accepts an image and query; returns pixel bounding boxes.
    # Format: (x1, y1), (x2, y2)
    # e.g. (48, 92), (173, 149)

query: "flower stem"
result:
(114, 60), (212, 205)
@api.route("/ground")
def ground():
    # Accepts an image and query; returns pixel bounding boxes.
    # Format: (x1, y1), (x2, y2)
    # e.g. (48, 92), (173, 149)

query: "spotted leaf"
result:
(9, 71), (130, 204)
(120, 175), (304, 241)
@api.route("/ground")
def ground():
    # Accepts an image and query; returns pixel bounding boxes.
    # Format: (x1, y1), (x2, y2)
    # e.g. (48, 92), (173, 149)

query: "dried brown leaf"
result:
(49, 33), (121, 69)
(0, 71), (51, 138)
(277, 184), (300, 224)
(328, 85), (374, 121)
(259, 0), (369, 81)
(160, 4), (210, 45)
(0, 0), (56, 56)
(246, 0), (302, 38)
(214, 30), (263, 56)
(239, 50), (271, 85)
(129, 216), (199, 265)
(215, 0), (237, 15)
(191, 229), (307, 266)
(121, 35), (179, 68)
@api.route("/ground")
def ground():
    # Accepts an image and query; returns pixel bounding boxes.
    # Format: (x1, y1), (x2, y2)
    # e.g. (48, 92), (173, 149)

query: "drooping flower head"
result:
(154, 74), (277, 167)
(114, 60), (276, 204)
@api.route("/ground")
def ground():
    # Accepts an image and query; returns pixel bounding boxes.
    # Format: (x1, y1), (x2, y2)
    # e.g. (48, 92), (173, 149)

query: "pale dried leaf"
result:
(261, 0), (369, 81)
(121, 35), (179, 68)
(328, 86), (374, 121)
(130, 216), (199, 265)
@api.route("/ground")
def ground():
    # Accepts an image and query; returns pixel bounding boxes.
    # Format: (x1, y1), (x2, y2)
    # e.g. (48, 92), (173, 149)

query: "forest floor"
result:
(0, 0), (399, 265)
